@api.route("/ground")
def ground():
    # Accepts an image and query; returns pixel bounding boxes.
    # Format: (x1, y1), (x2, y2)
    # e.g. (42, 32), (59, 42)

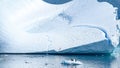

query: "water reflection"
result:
(0, 54), (118, 68)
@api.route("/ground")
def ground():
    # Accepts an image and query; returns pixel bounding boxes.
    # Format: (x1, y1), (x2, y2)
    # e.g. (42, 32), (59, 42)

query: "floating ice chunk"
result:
(61, 59), (83, 65)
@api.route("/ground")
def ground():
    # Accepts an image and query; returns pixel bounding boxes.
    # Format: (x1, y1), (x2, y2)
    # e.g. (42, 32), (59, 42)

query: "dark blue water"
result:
(0, 54), (119, 68)
(43, 0), (72, 4)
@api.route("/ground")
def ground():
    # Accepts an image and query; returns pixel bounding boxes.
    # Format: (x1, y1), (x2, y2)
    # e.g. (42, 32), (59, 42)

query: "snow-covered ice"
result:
(0, 0), (119, 53)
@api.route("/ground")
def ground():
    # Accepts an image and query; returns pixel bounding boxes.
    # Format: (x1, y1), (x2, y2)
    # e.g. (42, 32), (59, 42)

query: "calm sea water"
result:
(0, 54), (120, 68)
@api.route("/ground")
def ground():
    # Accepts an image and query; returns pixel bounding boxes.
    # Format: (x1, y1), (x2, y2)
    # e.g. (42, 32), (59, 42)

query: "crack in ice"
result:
(72, 25), (111, 42)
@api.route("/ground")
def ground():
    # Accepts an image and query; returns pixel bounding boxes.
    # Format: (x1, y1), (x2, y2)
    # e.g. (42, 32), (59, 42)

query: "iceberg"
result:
(0, 0), (119, 54)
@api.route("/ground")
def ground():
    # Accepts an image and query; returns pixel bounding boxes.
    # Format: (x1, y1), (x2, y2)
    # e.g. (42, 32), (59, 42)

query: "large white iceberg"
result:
(0, 0), (119, 54)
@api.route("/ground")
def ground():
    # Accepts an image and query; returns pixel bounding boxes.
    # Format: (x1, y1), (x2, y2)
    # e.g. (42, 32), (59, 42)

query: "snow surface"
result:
(0, 0), (119, 53)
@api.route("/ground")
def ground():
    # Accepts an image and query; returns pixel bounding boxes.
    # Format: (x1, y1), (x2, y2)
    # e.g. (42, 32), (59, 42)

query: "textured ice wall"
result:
(97, 0), (120, 47)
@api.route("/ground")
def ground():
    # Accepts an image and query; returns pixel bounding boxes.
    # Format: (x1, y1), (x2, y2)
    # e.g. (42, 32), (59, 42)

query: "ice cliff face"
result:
(0, 0), (119, 53)
(97, 0), (120, 47)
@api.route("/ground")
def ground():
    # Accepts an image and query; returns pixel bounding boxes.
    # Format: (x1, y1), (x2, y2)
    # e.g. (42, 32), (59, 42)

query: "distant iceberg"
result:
(0, 0), (119, 54)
